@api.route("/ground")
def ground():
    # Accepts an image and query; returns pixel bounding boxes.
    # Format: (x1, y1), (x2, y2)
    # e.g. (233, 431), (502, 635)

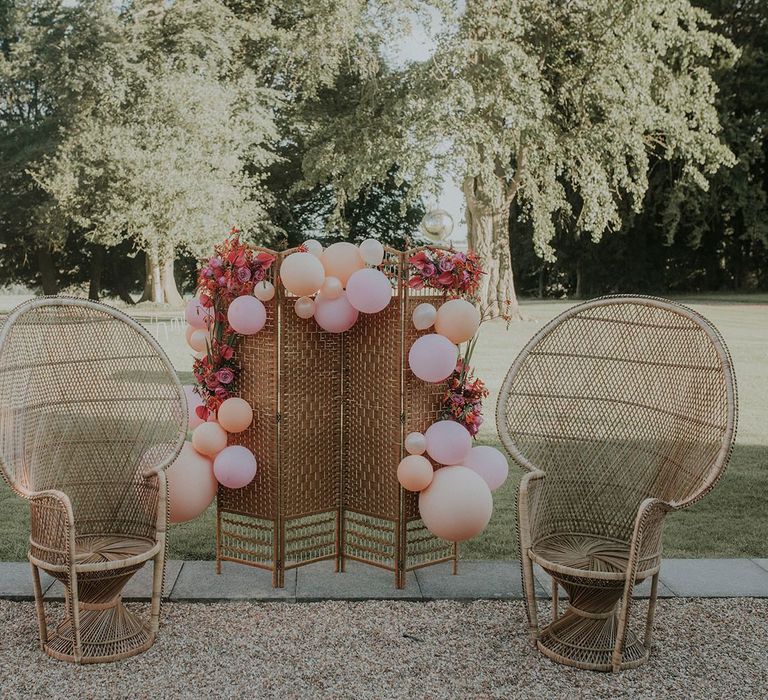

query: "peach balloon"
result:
(359, 238), (385, 266)
(320, 276), (342, 300)
(227, 295), (266, 335)
(419, 466), (493, 542)
(408, 334), (458, 383)
(188, 328), (208, 352)
(192, 422), (228, 458)
(320, 242), (364, 286)
(314, 291), (359, 333)
(183, 385), (205, 430)
(185, 297), (210, 329)
(281, 252), (325, 297)
(294, 296), (316, 319)
(253, 280), (275, 302)
(217, 397), (253, 433)
(404, 431), (427, 455)
(304, 239), (323, 258)
(463, 446), (509, 491)
(397, 455), (434, 492)
(167, 442), (217, 523)
(412, 303), (437, 331)
(345, 268), (392, 314)
(435, 298), (481, 344)
(425, 420), (472, 465)
(214, 445), (258, 489)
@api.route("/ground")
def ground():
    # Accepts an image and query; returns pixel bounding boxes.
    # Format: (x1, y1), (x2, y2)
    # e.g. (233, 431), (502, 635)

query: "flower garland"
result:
(408, 248), (483, 296)
(441, 359), (489, 437)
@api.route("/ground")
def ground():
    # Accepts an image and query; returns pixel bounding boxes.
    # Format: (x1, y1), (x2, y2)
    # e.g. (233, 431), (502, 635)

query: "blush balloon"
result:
(412, 303), (437, 331)
(253, 280), (275, 302)
(304, 239), (323, 258)
(408, 334), (458, 383)
(281, 252), (325, 297)
(419, 466), (493, 542)
(314, 291), (359, 333)
(185, 297), (211, 329)
(227, 295), (266, 335)
(425, 420), (472, 465)
(294, 296), (316, 319)
(320, 242), (365, 286)
(320, 276), (343, 300)
(397, 455), (434, 492)
(463, 446), (509, 491)
(435, 298), (481, 344)
(213, 445), (258, 489)
(188, 328), (208, 353)
(167, 442), (218, 523)
(359, 238), (385, 266)
(191, 422), (228, 458)
(404, 431), (427, 455)
(345, 268), (392, 314)
(183, 385), (205, 430)
(217, 397), (253, 433)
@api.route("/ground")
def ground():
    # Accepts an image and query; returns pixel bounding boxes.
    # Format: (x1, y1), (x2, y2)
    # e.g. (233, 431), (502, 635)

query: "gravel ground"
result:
(1, 599), (767, 699)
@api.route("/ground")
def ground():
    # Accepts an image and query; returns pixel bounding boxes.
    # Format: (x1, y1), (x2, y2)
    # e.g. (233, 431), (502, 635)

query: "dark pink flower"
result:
(214, 386), (229, 400)
(216, 367), (235, 385)
(254, 267), (265, 282)
(439, 259), (454, 272)
(236, 266), (251, 282)
(210, 257), (222, 268)
(205, 375), (219, 390)
(422, 263), (436, 277)
(221, 345), (234, 360)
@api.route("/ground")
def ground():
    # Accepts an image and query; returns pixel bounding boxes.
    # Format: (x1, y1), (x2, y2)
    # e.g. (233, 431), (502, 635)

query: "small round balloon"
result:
(185, 297), (211, 329)
(420, 209), (454, 242)
(345, 268), (392, 314)
(213, 445), (258, 489)
(304, 239), (323, 258)
(359, 238), (385, 266)
(463, 446), (509, 491)
(397, 455), (434, 492)
(294, 296), (316, 319)
(167, 442), (217, 523)
(412, 303), (437, 331)
(227, 295), (266, 335)
(425, 420), (472, 465)
(419, 466), (493, 541)
(408, 334), (458, 383)
(253, 280), (275, 302)
(281, 252), (325, 297)
(217, 397), (253, 433)
(320, 276), (343, 300)
(435, 298), (481, 344)
(191, 422), (228, 458)
(320, 242), (365, 286)
(314, 291), (359, 333)
(404, 431), (427, 455)
(188, 328), (208, 353)
(183, 385), (205, 430)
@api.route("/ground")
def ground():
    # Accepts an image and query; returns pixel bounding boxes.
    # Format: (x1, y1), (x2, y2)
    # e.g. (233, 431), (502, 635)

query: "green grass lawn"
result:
(1, 294), (766, 561)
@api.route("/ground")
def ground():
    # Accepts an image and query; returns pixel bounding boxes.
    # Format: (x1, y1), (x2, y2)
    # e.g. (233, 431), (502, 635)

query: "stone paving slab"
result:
(296, 559), (421, 601)
(0, 562), (56, 601)
(752, 559), (768, 573)
(415, 560), (530, 600)
(170, 560), (297, 601)
(658, 558), (768, 597)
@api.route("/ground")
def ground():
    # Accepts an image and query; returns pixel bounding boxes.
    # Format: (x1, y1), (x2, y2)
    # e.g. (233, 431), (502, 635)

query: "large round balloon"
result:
(185, 297), (211, 329)
(253, 280), (275, 302)
(419, 466), (493, 541)
(345, 268), (392, 314)
(408, 334), (458, 383)
(320, 276), (342, 300)
(359, 238), (385, 266)
(167, 442), (217, 523)
(420, 209), (454, 242)
(320, 242), (365, 286)
(217, 397), (253, 433)
(463, 446), (509, 491)
(214, 445), (258, 489)
(425, 420), (472, 465)
(192, 422), (228, 458)
(397, 455), (434, 492)
(412, 303), (437, 331)
(227, 295), (266, 335)
(183, 385), (205, 430)
(314, 291), (359, 333)
(435, 299), (481, 344)
(281, 251), (325, 297)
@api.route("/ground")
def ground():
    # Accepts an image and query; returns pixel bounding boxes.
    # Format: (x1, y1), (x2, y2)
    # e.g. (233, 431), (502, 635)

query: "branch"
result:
(505, 144), (526, 207)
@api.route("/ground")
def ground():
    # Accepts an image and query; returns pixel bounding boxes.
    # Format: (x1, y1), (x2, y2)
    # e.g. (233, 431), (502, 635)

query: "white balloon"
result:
(412, 303), (437, 331)
(359, 238), (385, 266)
(253, 280), (275, 302)
(304, 239), (323, 258)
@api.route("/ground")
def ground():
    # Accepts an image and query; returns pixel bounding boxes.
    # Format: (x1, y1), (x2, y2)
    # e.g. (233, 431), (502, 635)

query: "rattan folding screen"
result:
(216, 246), (456, 587)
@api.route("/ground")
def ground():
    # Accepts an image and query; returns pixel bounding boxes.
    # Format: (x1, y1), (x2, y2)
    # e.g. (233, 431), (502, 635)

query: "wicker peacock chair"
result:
(497, 296), (737, 672)
(0, 297), (186, 663)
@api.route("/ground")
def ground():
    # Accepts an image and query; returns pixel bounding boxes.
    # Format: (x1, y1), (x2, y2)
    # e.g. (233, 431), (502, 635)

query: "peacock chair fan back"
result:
(0, 297), (187, 540)
(497, 296), (737, 549)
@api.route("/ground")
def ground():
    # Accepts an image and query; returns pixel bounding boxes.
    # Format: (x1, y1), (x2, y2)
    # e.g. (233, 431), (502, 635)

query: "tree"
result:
(300, 0), (736, 316)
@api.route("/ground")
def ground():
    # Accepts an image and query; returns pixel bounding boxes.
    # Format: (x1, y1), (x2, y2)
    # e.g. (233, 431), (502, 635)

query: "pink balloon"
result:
(314, 291), (359, 333)
(346, 268), (392, 314)
(320, 242), (364, 286)
(281, 251), (325, 297)
(419, 466), (493, 542)
(434, 298), (481, 344)
(408, 334), (458, 383)
(320, 276), (343, 300)
(192, 422), (228, 457)
(425, 420), (472, 465)
(183, 386), (205, 430)
(294, 296), (316, 319)
(217, 397), (253, 433)
(227, 295), (266, 335)
(167, 442), (217, 523)
(214, 445), (258, 489)
(185, 297), (211, 329)
(404, 431), (427, 455)
(463, 446), (509, 491)
(397, 455), (434, 492)
(187, 328), (208, 352)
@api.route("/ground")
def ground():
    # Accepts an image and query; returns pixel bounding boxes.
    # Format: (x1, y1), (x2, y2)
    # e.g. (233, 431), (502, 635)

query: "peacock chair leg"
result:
(643, 572), (660, 650)
(520, 549), (540, 646)
(30, 562), (48, 649)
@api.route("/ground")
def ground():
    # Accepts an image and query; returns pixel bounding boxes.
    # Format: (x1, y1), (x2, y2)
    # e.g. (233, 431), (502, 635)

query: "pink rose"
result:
(216, 367), (235, 385)
(205, 375), (219, 390)
(422, 263), (436, 277)
(236, 266), (251, 282)
(439, 259), (454, 272)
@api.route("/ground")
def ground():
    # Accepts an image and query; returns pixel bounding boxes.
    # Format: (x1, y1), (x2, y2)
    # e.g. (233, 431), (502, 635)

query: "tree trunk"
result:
(575, 258), (585, 299)
(88, 244), (104, 300)
(160, 249), (183, 306)
(37, 246), (58, 296)
(139, 245), (165, 303)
